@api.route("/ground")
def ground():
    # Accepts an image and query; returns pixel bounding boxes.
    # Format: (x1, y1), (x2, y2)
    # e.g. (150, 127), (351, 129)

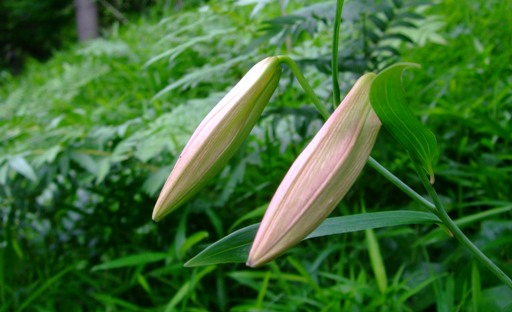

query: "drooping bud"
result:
(247, 73), (381, 267)
(153, 57), (281, 222)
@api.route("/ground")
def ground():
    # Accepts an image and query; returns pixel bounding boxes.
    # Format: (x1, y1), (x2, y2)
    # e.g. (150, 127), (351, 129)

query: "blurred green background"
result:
(1, 0), (511, 310)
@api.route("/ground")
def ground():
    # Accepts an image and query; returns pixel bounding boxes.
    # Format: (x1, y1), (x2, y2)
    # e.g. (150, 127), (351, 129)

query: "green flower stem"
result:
(412, 160), (512, 289)
(276, 55), (330, 120)
(331, 0), (344, 107)
(367, 157), (436, 213)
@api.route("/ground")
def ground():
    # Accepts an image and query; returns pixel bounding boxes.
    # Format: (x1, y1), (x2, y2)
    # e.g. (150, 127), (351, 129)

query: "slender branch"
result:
(412, 160), (512, 289)
(276, 55), (330, 120)
(331, 0), (344, 107)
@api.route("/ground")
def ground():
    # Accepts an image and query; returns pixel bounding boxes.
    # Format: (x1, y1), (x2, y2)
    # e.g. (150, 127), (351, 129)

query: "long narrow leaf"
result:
(91, 252), (167, 271)
(18, 265), (75, 311)
(185, 210), (440, 267)
(9, 156), (38, 182)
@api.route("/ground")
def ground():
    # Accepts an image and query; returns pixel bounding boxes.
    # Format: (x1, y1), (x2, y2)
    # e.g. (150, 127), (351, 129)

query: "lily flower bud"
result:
(152, 57), (281, 222)
(247, 73), (381, 267)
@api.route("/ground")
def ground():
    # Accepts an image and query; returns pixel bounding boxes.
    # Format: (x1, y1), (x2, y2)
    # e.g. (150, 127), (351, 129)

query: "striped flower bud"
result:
(153, 57), (281, 222)
(247, 73), (381, 267)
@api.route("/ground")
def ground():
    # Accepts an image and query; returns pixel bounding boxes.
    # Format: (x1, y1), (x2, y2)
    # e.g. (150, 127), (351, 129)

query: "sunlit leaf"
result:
(9, 156), (38, 182)
(382, 33), (414, 44)
(70, 152), (98, 176)
(95, 157), (111, 184)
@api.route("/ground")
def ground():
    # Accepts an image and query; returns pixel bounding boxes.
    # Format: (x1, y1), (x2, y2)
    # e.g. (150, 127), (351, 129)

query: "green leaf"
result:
(32, 145), (61, 168)
(142, 166), (173, 196)
(152, 55), (246, 100)
(95, 157), (111, 185)
(9, 156), (38, 182)
(365, 228), (388, 294)
(164, 266), (215, 312)
(185, 211), (440, 267)
(370, 63), (437, 182)
(143, 29), (235, 68)
(381, 33), (414, 44)
(70, 152), (98, 176)
(178, 231), (210, 259)
(17, 264), (76, 312)
(415, 204), (512, 246)
(91, 252), (168, 271)
(369, 15), (387, 32)
(90, 293), (142, 311)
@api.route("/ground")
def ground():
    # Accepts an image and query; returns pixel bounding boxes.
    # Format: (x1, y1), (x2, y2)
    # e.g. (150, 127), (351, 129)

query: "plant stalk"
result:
(276, 55), (330, 120)
(412, 160), (512, 289)
(331, 0), (344, 107)
(367, 157), (436, 213)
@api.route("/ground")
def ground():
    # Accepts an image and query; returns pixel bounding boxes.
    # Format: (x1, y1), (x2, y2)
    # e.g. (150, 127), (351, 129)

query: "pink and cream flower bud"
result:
(247, 73), (381, 267)
(153, 57), (281, 222)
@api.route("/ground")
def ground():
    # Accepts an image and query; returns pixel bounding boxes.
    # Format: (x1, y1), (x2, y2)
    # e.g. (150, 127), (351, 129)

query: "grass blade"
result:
(91, 252), (168, 271)
(18, 264), (75, 311)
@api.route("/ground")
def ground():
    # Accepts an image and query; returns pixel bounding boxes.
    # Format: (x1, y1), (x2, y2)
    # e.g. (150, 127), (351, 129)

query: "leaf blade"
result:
(185, 210), (440, 267)
(91, 252), (168, 271)
(369, 63), (437, 182)
(9, 156), (38, 182)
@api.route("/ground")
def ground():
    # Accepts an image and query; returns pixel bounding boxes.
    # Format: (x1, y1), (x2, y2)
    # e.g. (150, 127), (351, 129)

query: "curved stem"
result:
(367, 157), (436, 213)
(331, 0), (344, 107)
(276, 55), (330, 120)
(412, 160), (512, 289)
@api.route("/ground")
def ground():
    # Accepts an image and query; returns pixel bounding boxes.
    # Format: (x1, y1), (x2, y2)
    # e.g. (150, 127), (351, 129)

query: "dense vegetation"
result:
(1, 0), (511, 310)
(0, 0), (191, 73)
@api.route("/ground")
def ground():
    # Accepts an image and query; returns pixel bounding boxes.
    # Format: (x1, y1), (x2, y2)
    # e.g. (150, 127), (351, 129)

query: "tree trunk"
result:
(75, 0), (99, 42)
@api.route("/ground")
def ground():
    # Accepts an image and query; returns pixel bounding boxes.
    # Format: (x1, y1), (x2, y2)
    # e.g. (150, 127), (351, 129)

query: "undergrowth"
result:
(1, 0), (510, 310)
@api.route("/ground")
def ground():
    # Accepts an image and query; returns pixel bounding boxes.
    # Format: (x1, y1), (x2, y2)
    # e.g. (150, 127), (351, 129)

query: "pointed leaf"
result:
(142, 166), (173, 196)
(70, 152), (98, 175)
(370, 63), (437, 182)
(95, 157), (111, 184)
(9, 156), (38, 182)
(178, 231), (210, 259)
(382, 33), (415, 44)
(369, 15), (387, 32)
(185, 211), (440, 267)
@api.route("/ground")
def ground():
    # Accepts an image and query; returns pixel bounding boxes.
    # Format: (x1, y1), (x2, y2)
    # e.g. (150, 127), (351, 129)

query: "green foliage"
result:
(0, 0), (207, 73)
(255, 0), (432, 78)
(1, 0), (511, 310)
(186, 211), (440, 267)
(370, 62), (437, 182)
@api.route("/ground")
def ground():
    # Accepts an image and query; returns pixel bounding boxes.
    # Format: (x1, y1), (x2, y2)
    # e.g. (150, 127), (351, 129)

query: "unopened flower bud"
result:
(153, 57), (281, 222)
(247, 73), (381, 267)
